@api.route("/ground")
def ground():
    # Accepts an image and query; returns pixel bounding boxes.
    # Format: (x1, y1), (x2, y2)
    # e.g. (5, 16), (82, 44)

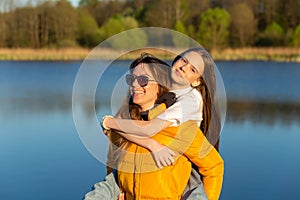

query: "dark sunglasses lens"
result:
(137, 76), (149, 87)
(125, 74), (134, 85)
(126, 74), (149, 87)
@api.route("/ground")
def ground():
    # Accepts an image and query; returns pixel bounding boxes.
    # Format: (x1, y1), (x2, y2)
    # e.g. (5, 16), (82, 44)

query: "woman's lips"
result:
(132, 90), (144, 98)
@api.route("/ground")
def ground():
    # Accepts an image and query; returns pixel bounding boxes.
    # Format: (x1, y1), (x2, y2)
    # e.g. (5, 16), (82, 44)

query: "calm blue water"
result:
(0, 60), (299, 199)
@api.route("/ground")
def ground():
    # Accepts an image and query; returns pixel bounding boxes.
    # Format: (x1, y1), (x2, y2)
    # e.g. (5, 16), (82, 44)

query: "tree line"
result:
(0, 0), (300, 50)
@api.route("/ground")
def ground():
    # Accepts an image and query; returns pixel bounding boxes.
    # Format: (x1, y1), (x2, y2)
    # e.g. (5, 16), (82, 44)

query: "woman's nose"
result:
(131, 78), (139, 87)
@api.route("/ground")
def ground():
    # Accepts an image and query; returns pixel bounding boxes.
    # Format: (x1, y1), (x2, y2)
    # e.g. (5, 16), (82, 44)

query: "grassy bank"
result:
(0, 48), (90, 61)
(211, 47), (300, 62)
(0, 47), (299, 62)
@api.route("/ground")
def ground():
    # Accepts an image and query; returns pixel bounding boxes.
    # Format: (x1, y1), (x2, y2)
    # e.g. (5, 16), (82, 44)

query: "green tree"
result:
(172, 20), (190, 48)
(77, 9), (101, 47)
(228, 3), (257, 47)
(264, 22), (284, 46)
(174, 20), (187, 34)
(293, 25), (300, 47)
(109, 28), (147, 49)
(187, 24), (196, 39)
(99, 16), (126, 41)
(255, 22), (284, 46)
(99, 15), (147, 49)
(197, 8), (231, 50)
(79, 0), (126, 26)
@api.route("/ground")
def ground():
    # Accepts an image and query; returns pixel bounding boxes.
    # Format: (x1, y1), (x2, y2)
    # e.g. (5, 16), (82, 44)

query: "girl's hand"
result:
(149, 141), (176, 169)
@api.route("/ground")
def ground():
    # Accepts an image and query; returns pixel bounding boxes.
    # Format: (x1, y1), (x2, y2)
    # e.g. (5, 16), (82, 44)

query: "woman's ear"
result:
(191, 79), (201, 87)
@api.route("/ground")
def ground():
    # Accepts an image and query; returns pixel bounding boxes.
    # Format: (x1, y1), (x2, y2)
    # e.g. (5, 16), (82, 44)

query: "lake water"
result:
(0, 60), (299, 200)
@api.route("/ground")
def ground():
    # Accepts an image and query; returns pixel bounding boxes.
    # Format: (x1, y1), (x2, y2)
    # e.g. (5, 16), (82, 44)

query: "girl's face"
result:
(130, 63), (159, 111)
(172, 51), (204, 87)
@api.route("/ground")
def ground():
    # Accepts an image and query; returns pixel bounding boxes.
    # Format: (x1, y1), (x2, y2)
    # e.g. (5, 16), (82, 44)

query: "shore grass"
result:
(211, 47), (300, 62)
(0, 48), (90, 61)
(0, 47), (299, 62)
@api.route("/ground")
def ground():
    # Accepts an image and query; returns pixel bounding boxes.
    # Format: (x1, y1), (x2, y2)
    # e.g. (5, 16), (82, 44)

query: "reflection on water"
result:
(1, 94), (71, 116)
(227, 100), (300, 126)
(218, 61), (300, 103)
(2, 94), (299, 127)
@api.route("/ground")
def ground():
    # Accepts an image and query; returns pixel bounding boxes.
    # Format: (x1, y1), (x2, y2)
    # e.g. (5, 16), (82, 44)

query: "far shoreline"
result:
(0, 47), (299, 63)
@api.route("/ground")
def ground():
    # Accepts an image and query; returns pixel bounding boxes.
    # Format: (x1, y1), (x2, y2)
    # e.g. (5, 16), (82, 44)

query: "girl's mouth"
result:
(175, 69), (183, 77)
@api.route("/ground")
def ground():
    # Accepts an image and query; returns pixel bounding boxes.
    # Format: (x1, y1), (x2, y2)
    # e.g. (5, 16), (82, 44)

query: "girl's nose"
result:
(179, 65), (186, 72)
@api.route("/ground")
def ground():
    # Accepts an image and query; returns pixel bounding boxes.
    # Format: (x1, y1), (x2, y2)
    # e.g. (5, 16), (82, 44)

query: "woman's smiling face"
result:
(130, 63), (159, 111)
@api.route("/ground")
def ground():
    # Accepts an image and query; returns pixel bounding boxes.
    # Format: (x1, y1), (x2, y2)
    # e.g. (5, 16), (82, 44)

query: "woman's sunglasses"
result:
(125, 74), (155, 87)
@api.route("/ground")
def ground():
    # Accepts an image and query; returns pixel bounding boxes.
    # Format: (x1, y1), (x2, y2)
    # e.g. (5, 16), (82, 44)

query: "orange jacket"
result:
(117, 120), (224, 200)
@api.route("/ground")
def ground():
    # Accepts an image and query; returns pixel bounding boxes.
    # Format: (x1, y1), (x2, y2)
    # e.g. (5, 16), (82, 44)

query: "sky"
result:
(14, 0), (81, 8)
(68, 0), (80, 7)
(0, 0), (80, 13)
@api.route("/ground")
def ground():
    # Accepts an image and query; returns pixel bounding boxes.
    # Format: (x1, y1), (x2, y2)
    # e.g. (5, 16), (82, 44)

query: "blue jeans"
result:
(84, 170), (208, 200)
(84, 171), (120, 200)
(182, 167), (208, 200)
(185, 182), (208, 200)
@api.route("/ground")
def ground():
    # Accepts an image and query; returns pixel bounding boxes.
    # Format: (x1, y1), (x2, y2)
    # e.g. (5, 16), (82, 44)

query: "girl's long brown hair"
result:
(172, 47), (221, 151)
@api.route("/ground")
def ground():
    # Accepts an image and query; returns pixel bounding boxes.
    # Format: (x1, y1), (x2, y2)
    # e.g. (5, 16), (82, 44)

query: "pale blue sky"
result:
(68, 0), (80, 7)
(15, 0), (80, 8)
(1, 0), (90, 12)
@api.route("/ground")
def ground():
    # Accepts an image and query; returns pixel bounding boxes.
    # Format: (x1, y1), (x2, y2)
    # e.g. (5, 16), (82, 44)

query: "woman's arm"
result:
(114, 131), (175, 168)
(102, 99), (179, 138)
(103, 117), (172, 137)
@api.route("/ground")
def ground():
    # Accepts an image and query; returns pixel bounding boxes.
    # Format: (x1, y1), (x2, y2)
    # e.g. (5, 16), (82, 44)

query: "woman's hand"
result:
(149, 141), (176, 169)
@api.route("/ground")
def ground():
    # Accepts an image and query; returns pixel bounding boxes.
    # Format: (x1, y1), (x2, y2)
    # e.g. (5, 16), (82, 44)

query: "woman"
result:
(103, 51), (223, 199)
(85, 53), (178, 199)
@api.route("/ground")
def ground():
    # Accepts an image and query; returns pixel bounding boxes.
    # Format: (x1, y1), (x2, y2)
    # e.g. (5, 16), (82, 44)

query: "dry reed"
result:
(211, 47), (300, 62)
(0, 47), (299, 62)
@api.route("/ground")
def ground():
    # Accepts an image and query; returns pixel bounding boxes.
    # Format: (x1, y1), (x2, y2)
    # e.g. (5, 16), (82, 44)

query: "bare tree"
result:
(52, 1), (78, 46)
(38, 2), (51, 47)
(280, 0), (300, 29)
(228, 2), (257, 46)
(257, 0), (280, 30)
(145, 0), (187, 28)
(0, 13), (9, 47)
(184, 0), (210, 28)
